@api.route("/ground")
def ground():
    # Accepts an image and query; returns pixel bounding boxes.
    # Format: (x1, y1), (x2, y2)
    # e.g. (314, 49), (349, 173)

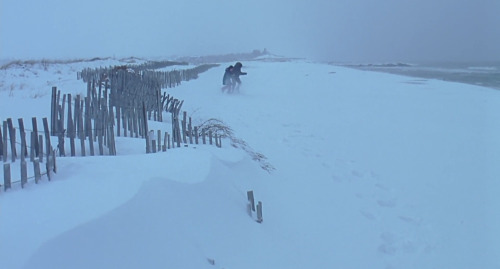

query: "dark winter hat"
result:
(235, 62), (242, 67)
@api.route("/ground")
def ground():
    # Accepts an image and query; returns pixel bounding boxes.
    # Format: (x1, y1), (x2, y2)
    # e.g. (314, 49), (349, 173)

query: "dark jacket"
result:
(232, 62), (247, 77)
(222, 65), (233, 85)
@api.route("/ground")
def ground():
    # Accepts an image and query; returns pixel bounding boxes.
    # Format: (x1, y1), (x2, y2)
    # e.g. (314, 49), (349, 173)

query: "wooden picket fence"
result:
(1, 62), (223, 193)
(1, 117), (57, 191)
(148, 110), (222, 153)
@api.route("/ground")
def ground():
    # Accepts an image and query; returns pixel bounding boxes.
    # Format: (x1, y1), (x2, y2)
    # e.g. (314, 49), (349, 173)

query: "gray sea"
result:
(340, 62), (500, 90)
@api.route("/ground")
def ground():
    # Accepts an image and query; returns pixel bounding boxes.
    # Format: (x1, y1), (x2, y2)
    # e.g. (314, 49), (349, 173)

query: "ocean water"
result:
(341, 62), (500, 90)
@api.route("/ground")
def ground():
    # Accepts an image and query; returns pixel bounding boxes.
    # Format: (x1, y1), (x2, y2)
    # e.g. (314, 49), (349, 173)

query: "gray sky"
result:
(1, 0), (499, 62)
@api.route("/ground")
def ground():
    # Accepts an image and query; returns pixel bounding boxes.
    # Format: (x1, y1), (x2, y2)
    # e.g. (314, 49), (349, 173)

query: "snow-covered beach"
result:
(1, 57), (499, 269)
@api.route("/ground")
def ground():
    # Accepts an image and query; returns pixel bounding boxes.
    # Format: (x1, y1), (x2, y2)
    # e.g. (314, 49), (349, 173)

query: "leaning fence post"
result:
(42, 117), (51, 161)
(7, 118), (16, 162)
(18, 118), (28, 158)
(2, 121), (7, 162)
(4, 163), (11, 191)
(256, 201), (263, 223)
(247, 190), (255, 211)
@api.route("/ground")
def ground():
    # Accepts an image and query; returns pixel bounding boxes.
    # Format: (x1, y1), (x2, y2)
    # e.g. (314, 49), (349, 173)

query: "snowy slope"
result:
(1, 58), (499, 269)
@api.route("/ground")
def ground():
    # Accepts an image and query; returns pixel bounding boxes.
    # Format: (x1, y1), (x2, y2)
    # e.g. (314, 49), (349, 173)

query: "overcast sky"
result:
(1, 0), (499, 62)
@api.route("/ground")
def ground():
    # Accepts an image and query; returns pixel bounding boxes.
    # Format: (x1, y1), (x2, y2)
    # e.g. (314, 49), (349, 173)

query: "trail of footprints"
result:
(327, 159), (430, 262)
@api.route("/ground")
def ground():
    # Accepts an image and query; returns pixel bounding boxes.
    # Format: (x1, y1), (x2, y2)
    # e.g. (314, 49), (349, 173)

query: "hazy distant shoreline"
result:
(339, 62), (500, 90)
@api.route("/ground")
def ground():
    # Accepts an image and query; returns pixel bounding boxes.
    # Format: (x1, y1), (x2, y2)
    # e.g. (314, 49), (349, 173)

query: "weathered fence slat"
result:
(51, 87), (57, 135)
(143, 103), (150, 154)
(3, 163), (11, 191)
(21, 161), (27, 188)
(38, 135), (44, 163)
(194, 127), (199, 144)
(0, 123), (3, 159)
(1, 121), (6, 162)
(67, 93), (76, 156)
(18, 118), (27, 158)
(182, 111), (187, 144)
(42, 118), (51, 162)
(34, 159), (41, 184)
(257, 201), (263, 223)
(30, 132), (36, 162)
(7, 118), (17, 162)
(247, 190), (255, 211)
(157, 130), (161, 152)
(20, 126), (26, 162)
(57, 95), (65, 156)
(31, 117), (39, 157)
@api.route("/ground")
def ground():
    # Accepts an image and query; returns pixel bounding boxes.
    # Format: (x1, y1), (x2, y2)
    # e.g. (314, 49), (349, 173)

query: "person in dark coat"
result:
(231, 62), (247, 93)
(221, 65), (234, 93)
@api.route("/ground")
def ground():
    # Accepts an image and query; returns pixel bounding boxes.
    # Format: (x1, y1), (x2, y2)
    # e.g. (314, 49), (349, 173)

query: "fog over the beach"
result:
(1, 0), (499, 62)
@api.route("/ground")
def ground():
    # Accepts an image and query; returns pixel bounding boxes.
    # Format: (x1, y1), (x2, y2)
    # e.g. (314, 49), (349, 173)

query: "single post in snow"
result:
(256, 201), (263, 223)
(247, 190), (255, 211)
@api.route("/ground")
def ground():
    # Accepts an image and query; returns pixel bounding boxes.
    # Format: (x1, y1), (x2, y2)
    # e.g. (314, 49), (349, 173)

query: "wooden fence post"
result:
(42, 118), (51, 162)
(7, 118), (16, 162)
(38, 135), (44, 163)
(67, 93), (76, 156)
(182, 111), (187, 144)
(57, 95), (65, 156)
(18, 118), (28, 158)
(163, 132), (168, 151)
(30, 132), (35, 162)
(167, 132), (171, 149)
(247, 190), (255, 211)
(52, 149), (57, 174)
(20, 126), (26, 162)
(51, 86), (57, 135)
(157, 130), (161, 152)
(256, 201), (263, 223)
(188, 117), (193, 144)
(143, 102), (150, 153)
(194, 126), (199, 144)
(87, 116), (95, 156)
(21, 161), (27, 188)
(3, 163), (11, 191)
(2, 121), (6, 162)
(0, 122), (3, 160)
(32, 117), (39, 157)
(34, 159), (41, 184)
